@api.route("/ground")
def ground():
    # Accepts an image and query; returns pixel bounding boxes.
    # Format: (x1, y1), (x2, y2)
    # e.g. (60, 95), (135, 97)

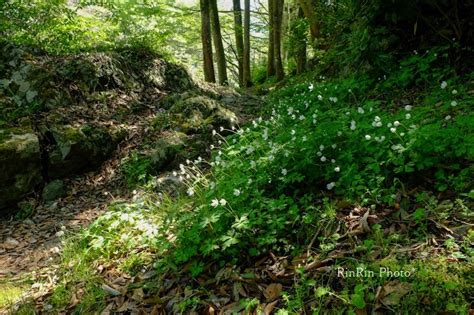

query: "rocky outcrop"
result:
(47, 124), (126, 179)
(0, 123), (126, 215)
(0, 128), (42, 211)
(160, 93), (239, 134)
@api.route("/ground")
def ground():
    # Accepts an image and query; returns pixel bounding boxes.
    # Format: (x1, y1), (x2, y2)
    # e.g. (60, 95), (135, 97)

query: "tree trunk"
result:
(209, 0), (228, 85)
(243, 0), (252, 87)
(233, 0), (244, 87)
(200, 0), (215, 82)
(295, 6), (307, 74)
(267, 0), (275, 77)
(298, 0), (320, 45)
(274, 0), (284, 81)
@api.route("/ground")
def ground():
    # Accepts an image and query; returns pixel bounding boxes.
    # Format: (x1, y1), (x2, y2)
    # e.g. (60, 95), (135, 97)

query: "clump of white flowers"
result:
(350, 120), (356, 130)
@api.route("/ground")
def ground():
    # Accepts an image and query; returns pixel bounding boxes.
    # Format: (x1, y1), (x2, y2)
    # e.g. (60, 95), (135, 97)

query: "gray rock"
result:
(0, 128), (42, 213)
(42, 180), (66, 201)
(48, 124), (125, 179)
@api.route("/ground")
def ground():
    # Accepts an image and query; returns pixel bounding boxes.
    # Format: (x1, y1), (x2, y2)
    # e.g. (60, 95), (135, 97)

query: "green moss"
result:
(0, 283), (26, 309)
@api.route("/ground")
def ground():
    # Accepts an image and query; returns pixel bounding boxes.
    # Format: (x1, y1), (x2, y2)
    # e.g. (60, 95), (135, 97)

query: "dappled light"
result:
(0, 0), (473, 314)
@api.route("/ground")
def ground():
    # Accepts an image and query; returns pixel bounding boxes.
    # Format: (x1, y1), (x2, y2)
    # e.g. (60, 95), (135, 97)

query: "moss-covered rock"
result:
(48, 124), (125, 179)
(169, 94), (238, 133)
(42, 179), (66, 202)
(0, 128), (42, 213)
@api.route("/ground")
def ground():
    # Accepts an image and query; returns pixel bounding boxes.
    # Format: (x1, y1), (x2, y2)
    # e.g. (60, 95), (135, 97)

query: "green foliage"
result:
(157, 54), (473, 270)
(121, 152), (154, 188)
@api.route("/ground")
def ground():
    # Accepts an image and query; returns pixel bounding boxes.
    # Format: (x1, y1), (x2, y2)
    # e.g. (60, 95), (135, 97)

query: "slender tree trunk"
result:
(267, 0), (275, 77)
(295, 6), (307, 74)
(233, 0), (244, 87)
(200, 0), (215, 82)
(274, 0), (284, 81)
(209, 0), (228, 85)
(243, 0), (252, 87)
(298, 0), (320, 45)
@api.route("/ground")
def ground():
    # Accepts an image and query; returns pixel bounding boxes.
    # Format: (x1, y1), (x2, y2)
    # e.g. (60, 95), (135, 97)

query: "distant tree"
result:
(266, 0), (276, 77)
(298, 0), (320, 45)
(232, 0), (244, 86)
(200, 0), (216, 82)
(243, 0), (252, 87)
(209, 0), (228, 85)
(293, 6), (307, 74)
(274, 0), (284, 81)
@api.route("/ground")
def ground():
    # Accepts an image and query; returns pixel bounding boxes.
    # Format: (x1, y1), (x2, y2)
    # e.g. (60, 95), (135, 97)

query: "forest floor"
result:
(0, 90), (261, 313)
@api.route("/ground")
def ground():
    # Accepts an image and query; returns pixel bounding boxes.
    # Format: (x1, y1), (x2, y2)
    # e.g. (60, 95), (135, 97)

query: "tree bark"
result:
(298, 0), (320, 45)
(200, 0), (215, 82)
(295, 6), (307, 74)
(233, 0), (244, 86)
(243, 0), (252, 87)
(209, 0), (228, 85)
(267, 0), (275, 77)
(274, 0), (284, 81)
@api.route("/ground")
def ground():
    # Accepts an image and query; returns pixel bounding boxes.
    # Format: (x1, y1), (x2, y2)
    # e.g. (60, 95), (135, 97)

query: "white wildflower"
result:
(365, 135), (371, 140)
(445, 115), (451, 120)
(394, 121), (400, 127)
(451, 101), (457, 107)
(441, 81), (447, 89)
(317, 95), (323, 101)
(233, 189), (241, 196)
(390, 127), (397, 133)
(187, 188), (194, 196)
(281, 168), (288, 176)
(309, 83), (314, 91)
(405, 105), (412, 111)
(334, 166), (340, 172)
(358, 107), (365, 114)
(219, 199), (227, 206)
(452, 89), (458, 95)
(211, 199), (219, 207)
(326, 182), (336, 190)
(405, 113), (411, 119)
(321, 156), (327, 162)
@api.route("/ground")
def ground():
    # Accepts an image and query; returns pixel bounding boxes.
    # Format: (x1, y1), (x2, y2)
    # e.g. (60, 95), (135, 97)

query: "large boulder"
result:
(167, 94), (238, 134)
(0, 128), (42, 212)
(47, 124), (126, 179)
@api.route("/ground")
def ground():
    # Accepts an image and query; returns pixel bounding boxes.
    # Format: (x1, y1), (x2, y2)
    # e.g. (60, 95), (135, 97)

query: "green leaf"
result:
(26, 90), (38, 102)
(352, 293), (366, 309)
(315, 287), (330, 298)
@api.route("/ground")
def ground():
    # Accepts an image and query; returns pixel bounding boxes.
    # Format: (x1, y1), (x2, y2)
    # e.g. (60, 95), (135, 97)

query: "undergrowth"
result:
(39, 50), (473, 314)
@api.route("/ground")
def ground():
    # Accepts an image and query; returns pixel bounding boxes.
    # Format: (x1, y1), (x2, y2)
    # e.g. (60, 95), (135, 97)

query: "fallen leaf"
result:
(263, 283), (283, 301)
(101, 283), (121, 296)
(380, 281), (411, 306)
(264, 300), (279, 315)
